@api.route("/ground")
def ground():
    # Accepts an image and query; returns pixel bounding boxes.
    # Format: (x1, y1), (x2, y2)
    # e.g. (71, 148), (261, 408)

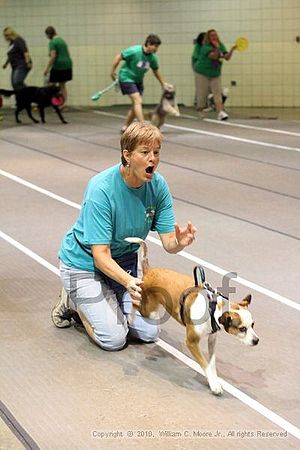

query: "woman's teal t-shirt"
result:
(59, 164), (175, 272)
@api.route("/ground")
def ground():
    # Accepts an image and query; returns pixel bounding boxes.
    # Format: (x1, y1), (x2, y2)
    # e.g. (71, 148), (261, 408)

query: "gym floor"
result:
(0, 105), (300, 449)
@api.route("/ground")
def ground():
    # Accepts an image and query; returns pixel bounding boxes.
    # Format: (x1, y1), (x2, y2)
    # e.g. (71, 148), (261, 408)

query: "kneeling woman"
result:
(53, 122), (197, 351)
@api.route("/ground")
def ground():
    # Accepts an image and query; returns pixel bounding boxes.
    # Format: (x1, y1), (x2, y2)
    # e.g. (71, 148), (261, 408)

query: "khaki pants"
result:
(194, 72), (222, 111)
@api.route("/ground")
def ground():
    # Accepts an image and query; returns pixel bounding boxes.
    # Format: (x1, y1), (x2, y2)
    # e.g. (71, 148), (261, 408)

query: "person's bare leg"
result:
(125, 107), (135, 127)
(121, 92), (143, 132)
(214, 99), (223, 113)
(59, 81), (67, 106)
(129, 92), (144, 122)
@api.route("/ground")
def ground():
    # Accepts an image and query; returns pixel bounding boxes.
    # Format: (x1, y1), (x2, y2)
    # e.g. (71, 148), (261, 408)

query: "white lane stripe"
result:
(93, 111), (300, 153)
(146, 236), (300, 312)
(0, 169), (81, 210)
(165, 123), (300, 153)
(0, 230), (60, 276)
(0, 229), (299, 440)
(1, 168), (299, 312)
(142, 110), (300, 138)
(157, 339), (300, 440)
(93, 110), (124, 119)
(178, 114), (198, 120)
(96, 110), (300, 138)
(203, 118), (300, 137)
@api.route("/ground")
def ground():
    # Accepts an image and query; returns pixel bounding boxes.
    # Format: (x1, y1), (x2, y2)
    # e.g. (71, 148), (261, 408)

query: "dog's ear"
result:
(218, 312), (232, 330)
(239, 294), (252, 308)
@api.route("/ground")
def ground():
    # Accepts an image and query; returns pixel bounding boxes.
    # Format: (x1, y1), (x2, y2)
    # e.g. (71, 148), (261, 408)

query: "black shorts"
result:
(50, 68), (72, 83)
(119, 82), (144, 96)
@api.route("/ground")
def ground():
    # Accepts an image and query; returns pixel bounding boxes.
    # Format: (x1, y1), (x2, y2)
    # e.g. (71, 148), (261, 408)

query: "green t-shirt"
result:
(59, 164), (175, 272)
(193, 42), (227, 78)
(119, 45), (159, 83)
(49, 36), (72, 70)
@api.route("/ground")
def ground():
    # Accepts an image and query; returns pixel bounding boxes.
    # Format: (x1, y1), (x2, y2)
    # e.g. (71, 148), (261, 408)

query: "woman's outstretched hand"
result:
(175, 221), (197, 248)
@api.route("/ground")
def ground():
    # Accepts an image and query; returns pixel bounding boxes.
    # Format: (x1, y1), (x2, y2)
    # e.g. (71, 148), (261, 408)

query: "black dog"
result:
(0, 85), (67, 124)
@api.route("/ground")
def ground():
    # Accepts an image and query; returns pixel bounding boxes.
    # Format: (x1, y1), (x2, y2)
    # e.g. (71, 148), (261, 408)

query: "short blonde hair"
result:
(3, 27), (18, 40)
(120, 122), (162, 166)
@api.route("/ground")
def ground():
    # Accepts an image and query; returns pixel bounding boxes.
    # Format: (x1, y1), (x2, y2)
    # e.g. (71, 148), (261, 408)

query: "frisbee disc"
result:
(51, 96), (64, 106)
(235, 37), (249, 51)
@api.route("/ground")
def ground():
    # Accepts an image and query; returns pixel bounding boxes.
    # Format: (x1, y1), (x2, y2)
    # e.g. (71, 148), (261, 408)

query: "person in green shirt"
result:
(44, 26), (72, 108)
(111, 34), (166, 133)
(192, 29), (236, 120)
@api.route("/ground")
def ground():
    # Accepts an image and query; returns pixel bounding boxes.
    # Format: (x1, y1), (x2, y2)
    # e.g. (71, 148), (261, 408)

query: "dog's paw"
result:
(209, 377), (223, 396)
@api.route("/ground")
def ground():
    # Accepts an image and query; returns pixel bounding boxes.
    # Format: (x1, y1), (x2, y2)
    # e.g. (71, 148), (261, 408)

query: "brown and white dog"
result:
(146, 83), (180, 128)
(126, 237), (259, 395)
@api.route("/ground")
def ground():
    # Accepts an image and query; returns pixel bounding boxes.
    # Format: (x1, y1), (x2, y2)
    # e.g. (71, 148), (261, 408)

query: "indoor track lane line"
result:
(93, 111), (300, 153)
(0, 228), (299, 441)
(0, 167), (299, 312)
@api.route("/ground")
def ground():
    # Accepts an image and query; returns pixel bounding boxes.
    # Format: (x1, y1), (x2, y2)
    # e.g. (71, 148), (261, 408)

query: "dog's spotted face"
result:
(218, 295), (259, 346)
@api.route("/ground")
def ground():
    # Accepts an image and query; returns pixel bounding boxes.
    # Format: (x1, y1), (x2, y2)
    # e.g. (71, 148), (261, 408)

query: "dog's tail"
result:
(124, 237), (149, 276)
(0, 89), (15, 97)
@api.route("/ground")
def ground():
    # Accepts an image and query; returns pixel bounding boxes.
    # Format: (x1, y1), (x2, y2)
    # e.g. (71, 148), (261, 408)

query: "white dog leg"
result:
(206, 334), (223, 395)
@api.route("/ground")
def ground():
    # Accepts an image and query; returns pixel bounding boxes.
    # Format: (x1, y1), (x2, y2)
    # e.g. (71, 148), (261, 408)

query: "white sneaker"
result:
(51, 287), (72, 328)
(217, 111), (228, 121)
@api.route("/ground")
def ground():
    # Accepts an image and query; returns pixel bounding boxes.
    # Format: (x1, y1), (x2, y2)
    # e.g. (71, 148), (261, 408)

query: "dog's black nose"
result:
(252, 338), (259, 346)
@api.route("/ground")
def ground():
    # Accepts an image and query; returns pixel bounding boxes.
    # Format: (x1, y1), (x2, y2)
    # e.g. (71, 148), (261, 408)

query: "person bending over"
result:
(111, 34), (167, 133)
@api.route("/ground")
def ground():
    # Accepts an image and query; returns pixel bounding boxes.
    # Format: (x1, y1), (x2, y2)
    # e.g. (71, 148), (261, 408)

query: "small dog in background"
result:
(203, 87), (229, 112)
(146, 83), (180, 128)
(0, 85), (67, 124)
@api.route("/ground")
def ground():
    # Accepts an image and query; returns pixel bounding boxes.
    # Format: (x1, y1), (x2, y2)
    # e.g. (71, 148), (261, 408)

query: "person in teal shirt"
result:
(52, 122), (197, 352)
(44, 26), (72, 108)
(111, 34), (166, 133)
(192, 29), (236, 120)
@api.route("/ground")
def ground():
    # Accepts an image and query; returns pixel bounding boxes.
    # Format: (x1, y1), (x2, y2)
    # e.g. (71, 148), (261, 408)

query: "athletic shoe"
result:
(51, 287), (72, 328)
(217, 111), (229, 121)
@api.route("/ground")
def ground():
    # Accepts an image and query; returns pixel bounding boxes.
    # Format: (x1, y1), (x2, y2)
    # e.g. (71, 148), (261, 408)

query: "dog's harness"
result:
(179, 266), (227, 333)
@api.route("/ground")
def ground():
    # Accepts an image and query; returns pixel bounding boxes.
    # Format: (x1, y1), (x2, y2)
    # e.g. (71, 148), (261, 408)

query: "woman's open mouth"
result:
(145, 166), (154, 174)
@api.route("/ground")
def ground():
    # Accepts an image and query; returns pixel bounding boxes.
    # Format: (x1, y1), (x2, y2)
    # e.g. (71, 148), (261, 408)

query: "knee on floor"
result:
(131, 325), (160, 343)
(94, 329), (127, 352)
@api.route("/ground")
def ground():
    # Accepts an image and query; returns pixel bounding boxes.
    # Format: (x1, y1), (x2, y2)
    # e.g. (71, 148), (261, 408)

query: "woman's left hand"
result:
(175, 221), (197, 247)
